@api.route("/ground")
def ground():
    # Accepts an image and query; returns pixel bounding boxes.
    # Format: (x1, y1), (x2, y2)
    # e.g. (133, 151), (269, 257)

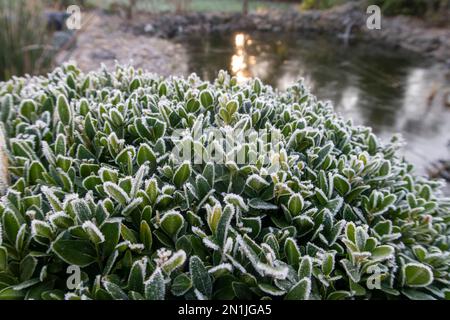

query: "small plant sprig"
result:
(0, 63), (448, 300)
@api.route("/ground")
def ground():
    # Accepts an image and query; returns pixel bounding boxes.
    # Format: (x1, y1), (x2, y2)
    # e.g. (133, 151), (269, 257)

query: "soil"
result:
(55, 12), (188, 76)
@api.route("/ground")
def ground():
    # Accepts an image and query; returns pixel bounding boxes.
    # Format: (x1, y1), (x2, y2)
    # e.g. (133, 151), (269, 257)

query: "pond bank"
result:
(132, 2), (450, 62)
(55, 13), (188, 76)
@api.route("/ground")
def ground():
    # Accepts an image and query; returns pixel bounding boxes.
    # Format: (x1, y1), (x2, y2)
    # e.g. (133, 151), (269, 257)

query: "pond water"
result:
(177, 32), (450, 176)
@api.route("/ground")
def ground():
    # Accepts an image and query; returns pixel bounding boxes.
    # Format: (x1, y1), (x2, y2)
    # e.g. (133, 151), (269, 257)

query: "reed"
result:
(0, 0), (53, 81)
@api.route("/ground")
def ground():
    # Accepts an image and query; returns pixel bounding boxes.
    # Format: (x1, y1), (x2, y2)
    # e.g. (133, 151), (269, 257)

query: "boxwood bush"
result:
(0, 64), (449, 300)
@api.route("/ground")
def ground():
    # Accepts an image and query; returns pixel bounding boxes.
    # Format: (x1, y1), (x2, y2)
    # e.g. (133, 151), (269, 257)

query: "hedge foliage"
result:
(0, 64), (449, 300)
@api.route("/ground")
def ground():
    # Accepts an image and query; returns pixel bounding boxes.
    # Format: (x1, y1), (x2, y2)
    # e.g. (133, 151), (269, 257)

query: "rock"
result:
(90, 50), (116, 61)
(144, 24), (154, 33)
(45, 11), (70, 31)
(52, 31), (75, 50)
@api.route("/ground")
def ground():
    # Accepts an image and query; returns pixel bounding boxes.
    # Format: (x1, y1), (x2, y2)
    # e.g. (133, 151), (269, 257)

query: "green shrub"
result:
(300, 0), (346, 10)
(0, 64), (449, 300)
(369, 0), (449, 18)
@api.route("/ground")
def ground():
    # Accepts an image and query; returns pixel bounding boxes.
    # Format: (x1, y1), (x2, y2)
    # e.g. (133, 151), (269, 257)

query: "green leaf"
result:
(200, 90), (213, 107)
(51, 236), (97, 267)
(145, 268), (165, 300)
(298, 256), (312, 279)
(371, 245), (394, 261)
(160, 211), (184, 239)
(258, 283), (285, 296)
(57, 95), (72, 126)
(128, 260), (145, 293)
(355, 226), (367, 251)
(158, 81), (167, 96)
(444, 290), (450, 300)
(345, 222), (356, 243)
(314, 143), (333, 168)
(327, 290), (352, 300)
(288, 193), (304, 216)
(216, 204), (234, 247)
(104, 182), (130, 205)
(0, 246), (7, 271)
(322, 252), (335, 276)
(173, 161), (191, 188)
(103, 281), (128, 300)
(333, 174), (350, 196)
(368, 133), (378, 154)
(28, 161), (45, 184)
(0, 287), (25, 300)
(101, 219), (121, 257)
(55, 134), (67, 155)
(285, 278), (311, 300)
(129, 78), (141, 92)
(190, 255), (212, 299)
(340, 259), (360, 283)
(84, 113), (97, 139)
(379, 161), (391, 176)
(121, 223), (138, 243)
(3, 210), (21, 243)
(402, 288), (436, 300)
(82, 221), (105, 244)
(284, 238), (300, 267)
(161, 250), (186, 274)
(1, 94), (12, 122)
(20, 255), (37, 281)
(226, 99), (238, 115)
(403, 263), (434, 287)
(171, 273), (192, 296)
(31, 220), (53, 239)
(19, 99), (36, 120)
(140, 221), (153, 251)
(232, 282), (253, 300)
(207, 205), (222, 234)
(83, 176), (102, 191)
(72, 199), (92, 223)
(248, 198), (278, 210)
(246, 174), (269, 192)
(137, 143), (156, 172)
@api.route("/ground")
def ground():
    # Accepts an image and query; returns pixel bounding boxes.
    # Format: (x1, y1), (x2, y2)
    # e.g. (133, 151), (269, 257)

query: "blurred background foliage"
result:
(369, 0), (449, 16)
(0, 0), (52, 80)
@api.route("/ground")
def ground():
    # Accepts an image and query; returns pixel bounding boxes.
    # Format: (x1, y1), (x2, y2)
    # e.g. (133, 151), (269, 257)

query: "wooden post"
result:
(127, 0), (137, 20)
(243, 0), (249, 16)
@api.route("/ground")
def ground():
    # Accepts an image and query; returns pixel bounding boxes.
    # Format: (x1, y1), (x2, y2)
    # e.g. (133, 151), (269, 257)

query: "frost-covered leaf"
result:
(190, 255), (212, 299)
(161, 211), (184, 239)
(145, 268), (165, 300)
(173, 161), (191, 188)
(284, 278), (311, 300)
(403, 263), (434, 288)
(171, 273), (192, 296)
(51, 236), (97, 267)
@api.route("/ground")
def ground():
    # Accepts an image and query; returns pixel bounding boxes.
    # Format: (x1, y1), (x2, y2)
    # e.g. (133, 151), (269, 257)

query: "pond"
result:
(177, 32), (450, 176)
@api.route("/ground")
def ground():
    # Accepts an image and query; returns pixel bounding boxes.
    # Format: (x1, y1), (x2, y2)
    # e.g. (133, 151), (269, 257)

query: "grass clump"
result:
(0, 0), (53, 81)
(0, 64), (449, 300)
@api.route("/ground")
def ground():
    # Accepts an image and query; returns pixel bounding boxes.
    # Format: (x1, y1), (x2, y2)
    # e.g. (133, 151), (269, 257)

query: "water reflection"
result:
(231, 33), (250, 82)
(177, 32), (450, 174)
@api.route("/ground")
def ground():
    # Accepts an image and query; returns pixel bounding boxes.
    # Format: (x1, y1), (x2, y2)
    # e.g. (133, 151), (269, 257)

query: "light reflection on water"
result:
(177, 32), (450, 175)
